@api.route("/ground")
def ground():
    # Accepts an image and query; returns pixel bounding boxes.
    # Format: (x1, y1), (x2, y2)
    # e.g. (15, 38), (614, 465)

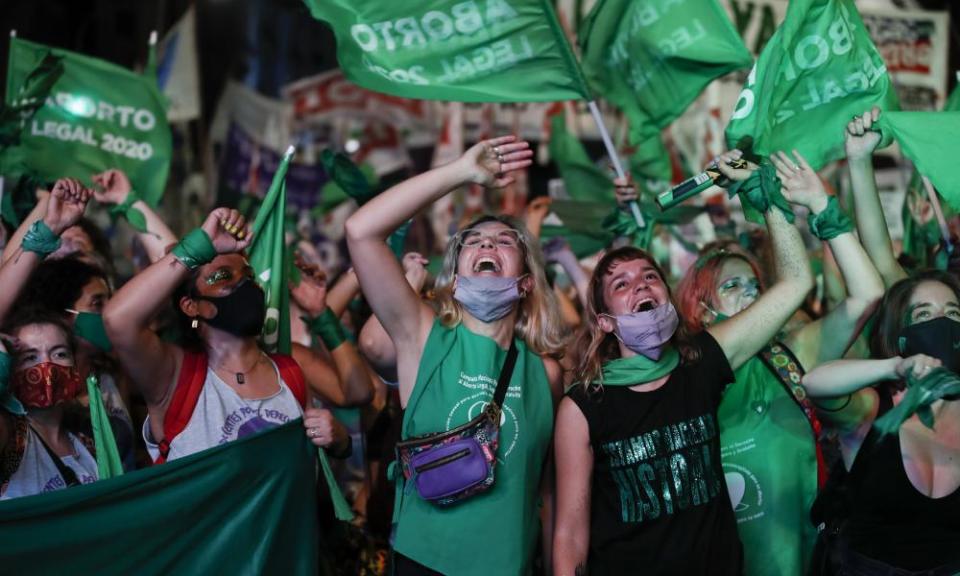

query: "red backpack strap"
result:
(156, 351), (208, 464)
(269, 353), (307, 409)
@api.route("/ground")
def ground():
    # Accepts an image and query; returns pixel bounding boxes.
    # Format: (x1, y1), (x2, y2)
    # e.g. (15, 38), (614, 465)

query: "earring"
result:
(191, 318), (199, 329)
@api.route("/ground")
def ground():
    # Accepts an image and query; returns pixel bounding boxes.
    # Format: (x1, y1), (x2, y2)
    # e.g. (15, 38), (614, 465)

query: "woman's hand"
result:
(200, 208), (252, 254)
(772, 150), (829, 214)
(91, 169), (132, 206)
(524, 196), (552, 237)
(458, 135), (534, 188)
(290, 255), (328, 317)
(845, 107), (882, 161)
(43, 178), (91, 235)
(614, 177), (638, 208)
(894, 353), (942, 380)
(714, 149), (757, 183)
(401, 252), (430, 293)
(303, 407), (349, 449)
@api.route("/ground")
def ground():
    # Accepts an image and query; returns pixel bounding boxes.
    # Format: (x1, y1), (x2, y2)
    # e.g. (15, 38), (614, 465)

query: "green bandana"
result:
(597, 347), (680, 386)
(21, 219), (61, 256)
(86, 374), (124, 479)
(726, 163), (794, 225)
(108, 190), (150, 234)
(71, 310), (112, 352)
(0, 351), (27, 415)
(807, 196), (854, 241)
(873, 367), (960, 437)
(302, 308), (348, 351)
(171, 228), (216, 270)
(320, 149), (376, 206)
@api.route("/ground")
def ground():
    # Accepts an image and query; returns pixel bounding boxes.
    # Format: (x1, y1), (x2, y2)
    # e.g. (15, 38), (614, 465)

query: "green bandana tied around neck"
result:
(21, 219), (61, 256)
(597, 347), (680, 386)
(0, 351), (26, 415)
(108, 190), (150, 234)
(86, 374), (124, 479)
(873, 367), (960, 437)
(807, 196), (854, 241)
(726, 163), (794, 225)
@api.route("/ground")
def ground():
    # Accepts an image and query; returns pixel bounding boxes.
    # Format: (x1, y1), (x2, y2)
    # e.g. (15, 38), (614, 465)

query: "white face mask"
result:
(602, 302), (680, 360)
(453, 275), (524, 322)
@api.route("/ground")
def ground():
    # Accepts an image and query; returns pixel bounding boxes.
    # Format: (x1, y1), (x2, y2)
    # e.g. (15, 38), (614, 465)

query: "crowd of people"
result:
(0, 107), (958, 576)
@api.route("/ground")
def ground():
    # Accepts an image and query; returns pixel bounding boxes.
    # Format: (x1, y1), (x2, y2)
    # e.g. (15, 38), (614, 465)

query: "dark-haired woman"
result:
(802, 270), (960, 574)
(102, 208), (355, 463)
(345, 136), (564, 575)
(553, 152), (814, 576)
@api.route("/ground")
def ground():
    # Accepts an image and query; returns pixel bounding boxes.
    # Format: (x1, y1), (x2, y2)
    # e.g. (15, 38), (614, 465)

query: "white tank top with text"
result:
(1, 428), (98, 500)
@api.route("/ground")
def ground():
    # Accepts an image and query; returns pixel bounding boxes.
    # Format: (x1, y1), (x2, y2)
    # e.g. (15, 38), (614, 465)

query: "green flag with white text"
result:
(725, 0), (897, 169)
(249, 147), (294, 355)
(4, 37), (172, 206)
(880, 112), (960, 212)
(579, 0), (752, 146)
(302, 0), (591, 102)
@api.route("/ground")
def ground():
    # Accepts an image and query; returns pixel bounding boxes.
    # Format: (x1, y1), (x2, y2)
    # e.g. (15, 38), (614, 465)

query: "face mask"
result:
(604, 302), (680, 360)
(700, 302), (730, 324)
(199, 278), (267, 337)
(898, 316), (960, 374)
(11, 362), (84, 409)
(453, 275), (523, 323)
(67, 310), (112, 352)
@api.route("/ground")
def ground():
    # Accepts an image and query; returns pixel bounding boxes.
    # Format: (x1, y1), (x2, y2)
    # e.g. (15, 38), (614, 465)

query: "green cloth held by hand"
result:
(873, 367), (960, 437)
(726, 163), (794, 225)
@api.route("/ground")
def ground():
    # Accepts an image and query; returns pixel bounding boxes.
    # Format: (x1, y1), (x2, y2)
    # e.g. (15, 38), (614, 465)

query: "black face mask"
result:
(199, 279), (266, 338)
(897, 316), (960, 374)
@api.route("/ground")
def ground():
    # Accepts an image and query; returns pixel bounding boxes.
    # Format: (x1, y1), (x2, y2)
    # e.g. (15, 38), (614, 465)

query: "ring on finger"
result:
(493, 146), (500, 155)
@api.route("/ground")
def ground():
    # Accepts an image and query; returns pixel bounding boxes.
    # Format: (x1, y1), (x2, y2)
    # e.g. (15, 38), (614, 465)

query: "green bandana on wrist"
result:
(596, 347), (680, 386)
(108, 190), (149, 234)
(726, 163), (795, 225)
(873, 367), (960, 437)
(303, 308), (348, 351)
(172, 228), (216, 270)
(0, 351), (26, 415)
(22, 220), (62, 256)
(807, 196), (854, 241)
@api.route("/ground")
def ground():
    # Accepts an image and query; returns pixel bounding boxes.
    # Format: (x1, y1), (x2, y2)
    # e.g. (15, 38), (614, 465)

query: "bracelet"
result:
(109, 190), (149, 234)
(807, 196), (854, 241)
(813, 394), (853, 413)
(171, 228), (217, 270)
(302, 308), (348, 351)
(21, 220), (62, 257)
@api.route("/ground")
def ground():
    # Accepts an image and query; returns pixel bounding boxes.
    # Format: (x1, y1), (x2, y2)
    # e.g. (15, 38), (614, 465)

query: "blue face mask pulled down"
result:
(453, 275), (523, 323)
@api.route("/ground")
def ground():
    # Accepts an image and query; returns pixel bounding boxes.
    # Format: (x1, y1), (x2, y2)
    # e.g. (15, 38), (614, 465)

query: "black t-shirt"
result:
(568, 331), (742, 575)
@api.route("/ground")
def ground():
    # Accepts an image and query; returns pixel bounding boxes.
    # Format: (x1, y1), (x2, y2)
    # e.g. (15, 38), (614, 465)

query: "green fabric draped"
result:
(873, 368), (960, 437)
(597, 347), (680, 386)
(85, 374), (123, 480)
(725, 163), (793, 225)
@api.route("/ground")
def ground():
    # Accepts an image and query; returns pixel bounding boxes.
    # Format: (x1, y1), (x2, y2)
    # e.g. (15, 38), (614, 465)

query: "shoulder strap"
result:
(156, 351), (208, 465)
(29, 424), (81, 487)
(269, 353), (307, 408)
(491, 339), (519, 410)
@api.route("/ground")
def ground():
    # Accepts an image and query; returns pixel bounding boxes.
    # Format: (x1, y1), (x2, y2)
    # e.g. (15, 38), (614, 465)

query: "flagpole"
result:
(587, 100), (645, 228)
(921, 175), (953, 255)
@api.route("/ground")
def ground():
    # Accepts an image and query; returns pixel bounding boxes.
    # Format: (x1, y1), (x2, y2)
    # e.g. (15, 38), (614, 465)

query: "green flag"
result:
(879, 112), (960, 212)
(250, 147), (295, 356)
(725, 0), (898, 169)
(302, 0), (591, 102)
(5, 37), (172, 206)
(548, 115), (615, 204)
(0, 422), (320, 575)
(579, 0), (752, 146)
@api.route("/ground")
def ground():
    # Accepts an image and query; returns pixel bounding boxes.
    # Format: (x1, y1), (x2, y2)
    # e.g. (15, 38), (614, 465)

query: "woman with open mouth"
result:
(553, 150), (816, 575)
(345, 135), (565, 575)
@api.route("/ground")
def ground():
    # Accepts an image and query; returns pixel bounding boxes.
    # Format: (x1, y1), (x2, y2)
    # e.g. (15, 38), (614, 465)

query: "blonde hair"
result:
(433, 215), (567, 357)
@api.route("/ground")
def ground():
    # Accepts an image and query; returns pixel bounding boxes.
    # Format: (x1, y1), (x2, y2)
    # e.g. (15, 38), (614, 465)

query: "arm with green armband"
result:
(92, 169), (177, 263)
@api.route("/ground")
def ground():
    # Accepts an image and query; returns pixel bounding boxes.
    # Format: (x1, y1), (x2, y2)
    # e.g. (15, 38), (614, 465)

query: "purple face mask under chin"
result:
(605, 302), (680, 360)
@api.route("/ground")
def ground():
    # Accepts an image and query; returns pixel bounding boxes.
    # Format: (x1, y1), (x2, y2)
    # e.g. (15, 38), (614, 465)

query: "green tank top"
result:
(393, 320), (553, 575)
(718, 351), (818, 576)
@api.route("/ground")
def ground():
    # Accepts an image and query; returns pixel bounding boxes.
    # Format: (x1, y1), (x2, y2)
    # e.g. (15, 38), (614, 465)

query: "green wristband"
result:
(172, 228), (217, 270)
(726, 163), (795, 225)
(109, 190), (149, 234)
(807, 196), (854, 241)
(21, 220), (62, 257)
(302, 308), (348, 351)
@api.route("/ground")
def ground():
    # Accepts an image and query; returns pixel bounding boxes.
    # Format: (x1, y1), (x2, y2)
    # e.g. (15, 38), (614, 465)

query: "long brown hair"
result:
(432, 215), (567, 357)
(869, 270), (960, 359)
(573, 246), (698, 390)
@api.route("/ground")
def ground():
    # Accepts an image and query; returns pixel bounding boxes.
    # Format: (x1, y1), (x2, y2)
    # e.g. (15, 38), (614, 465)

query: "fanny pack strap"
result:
(29, 424), (81, 487)
(491, 339), (519, 414)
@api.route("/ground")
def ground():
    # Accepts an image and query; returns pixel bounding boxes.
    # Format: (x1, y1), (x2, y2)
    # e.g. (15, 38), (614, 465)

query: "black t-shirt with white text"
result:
(568, 331), (742, 575)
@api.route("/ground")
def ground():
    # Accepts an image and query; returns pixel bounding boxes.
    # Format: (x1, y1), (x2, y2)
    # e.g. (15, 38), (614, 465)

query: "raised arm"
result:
(707, 152), (814, 369)
(846, 108), (907, 287)
(92, 169), (177, 263)
(772, 150), (884, 368)
(103, 208), (251, 406)
(345, 136), (532, 404)
(0, 179), (90, 323)
(2, 190), (48, 263)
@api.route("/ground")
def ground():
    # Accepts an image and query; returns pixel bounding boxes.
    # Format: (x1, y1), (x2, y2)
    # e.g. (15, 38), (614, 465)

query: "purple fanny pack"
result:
(396, 341), (517, 507)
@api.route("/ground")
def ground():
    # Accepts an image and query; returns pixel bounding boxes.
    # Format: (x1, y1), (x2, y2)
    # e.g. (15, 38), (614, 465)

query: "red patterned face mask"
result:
(11, 363), (83, 409)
